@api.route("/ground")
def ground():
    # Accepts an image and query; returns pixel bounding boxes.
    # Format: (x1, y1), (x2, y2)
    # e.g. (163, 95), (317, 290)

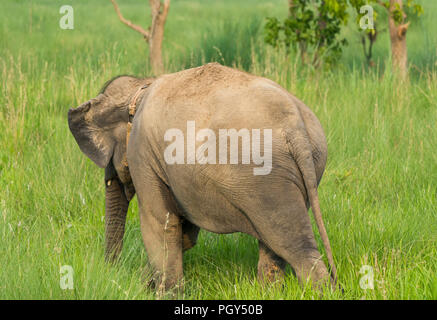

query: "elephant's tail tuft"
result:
(282, 120), (338, 285)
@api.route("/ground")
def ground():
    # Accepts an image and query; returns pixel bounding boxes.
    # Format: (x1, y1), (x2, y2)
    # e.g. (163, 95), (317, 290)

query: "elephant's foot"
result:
(153, 270), (184, 299)
(104, 242), (123, 263)
(290, 252), (333, 291)
(142, 268), (184, 299)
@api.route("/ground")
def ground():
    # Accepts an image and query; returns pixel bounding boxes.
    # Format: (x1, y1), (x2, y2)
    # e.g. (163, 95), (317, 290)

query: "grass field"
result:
(0, 0), (436, 299)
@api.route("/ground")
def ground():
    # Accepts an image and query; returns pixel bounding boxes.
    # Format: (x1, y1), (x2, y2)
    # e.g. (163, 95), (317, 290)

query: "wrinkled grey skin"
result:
(68, 63), (337, 292)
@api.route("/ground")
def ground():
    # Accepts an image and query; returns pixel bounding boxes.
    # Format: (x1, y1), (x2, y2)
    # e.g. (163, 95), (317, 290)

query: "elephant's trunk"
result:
(104, 177), (129, 262)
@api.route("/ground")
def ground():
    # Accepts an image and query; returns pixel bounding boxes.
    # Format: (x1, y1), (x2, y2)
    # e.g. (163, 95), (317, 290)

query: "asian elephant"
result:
(68, 63), (338, 292)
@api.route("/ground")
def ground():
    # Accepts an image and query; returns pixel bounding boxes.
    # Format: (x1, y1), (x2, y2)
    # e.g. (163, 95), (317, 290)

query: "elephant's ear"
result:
(68, 100), (115, 168)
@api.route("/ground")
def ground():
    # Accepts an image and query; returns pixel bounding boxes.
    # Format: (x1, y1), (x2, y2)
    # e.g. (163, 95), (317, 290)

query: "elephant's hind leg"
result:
(250, 182), (331, 289)
(135, 170), (184, 295)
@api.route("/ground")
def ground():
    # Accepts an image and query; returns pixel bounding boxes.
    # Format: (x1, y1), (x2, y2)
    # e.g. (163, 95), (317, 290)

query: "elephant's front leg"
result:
(104, 175), (129, 262)
(258, 241), (287, 283)
(136, 173), (183, 295)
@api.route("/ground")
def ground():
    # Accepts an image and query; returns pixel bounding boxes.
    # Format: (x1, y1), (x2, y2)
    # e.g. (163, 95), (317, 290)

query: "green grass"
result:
(0, 0), (436, 299)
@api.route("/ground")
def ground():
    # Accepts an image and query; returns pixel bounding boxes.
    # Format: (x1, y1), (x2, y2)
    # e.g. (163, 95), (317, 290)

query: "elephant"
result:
(68, 62), (338, 293)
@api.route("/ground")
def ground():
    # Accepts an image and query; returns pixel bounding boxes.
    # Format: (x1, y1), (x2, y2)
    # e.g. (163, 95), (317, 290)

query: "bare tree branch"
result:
(110, 0), (150, 40)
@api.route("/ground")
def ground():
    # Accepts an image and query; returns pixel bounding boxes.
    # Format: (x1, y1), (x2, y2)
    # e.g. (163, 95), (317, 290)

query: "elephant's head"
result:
(68, 75), (151, 181)
(68, 75), (152, 260)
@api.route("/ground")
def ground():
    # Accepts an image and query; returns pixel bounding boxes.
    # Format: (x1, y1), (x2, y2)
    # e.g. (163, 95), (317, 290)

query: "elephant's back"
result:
(147, 62), (255, 104)
(142, 62), (308, 130)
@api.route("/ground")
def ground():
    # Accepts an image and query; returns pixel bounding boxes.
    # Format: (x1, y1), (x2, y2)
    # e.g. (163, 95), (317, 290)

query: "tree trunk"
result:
(148, 22), (164, 75)
(110, 0), (170, 75)
(388, 0), (409, 78)
(148, 0), (170, 75)
(288, 0), (296, 12)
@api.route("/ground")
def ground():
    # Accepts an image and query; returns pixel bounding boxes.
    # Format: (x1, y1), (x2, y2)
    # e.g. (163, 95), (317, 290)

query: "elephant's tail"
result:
(283, 122), (338, 285)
